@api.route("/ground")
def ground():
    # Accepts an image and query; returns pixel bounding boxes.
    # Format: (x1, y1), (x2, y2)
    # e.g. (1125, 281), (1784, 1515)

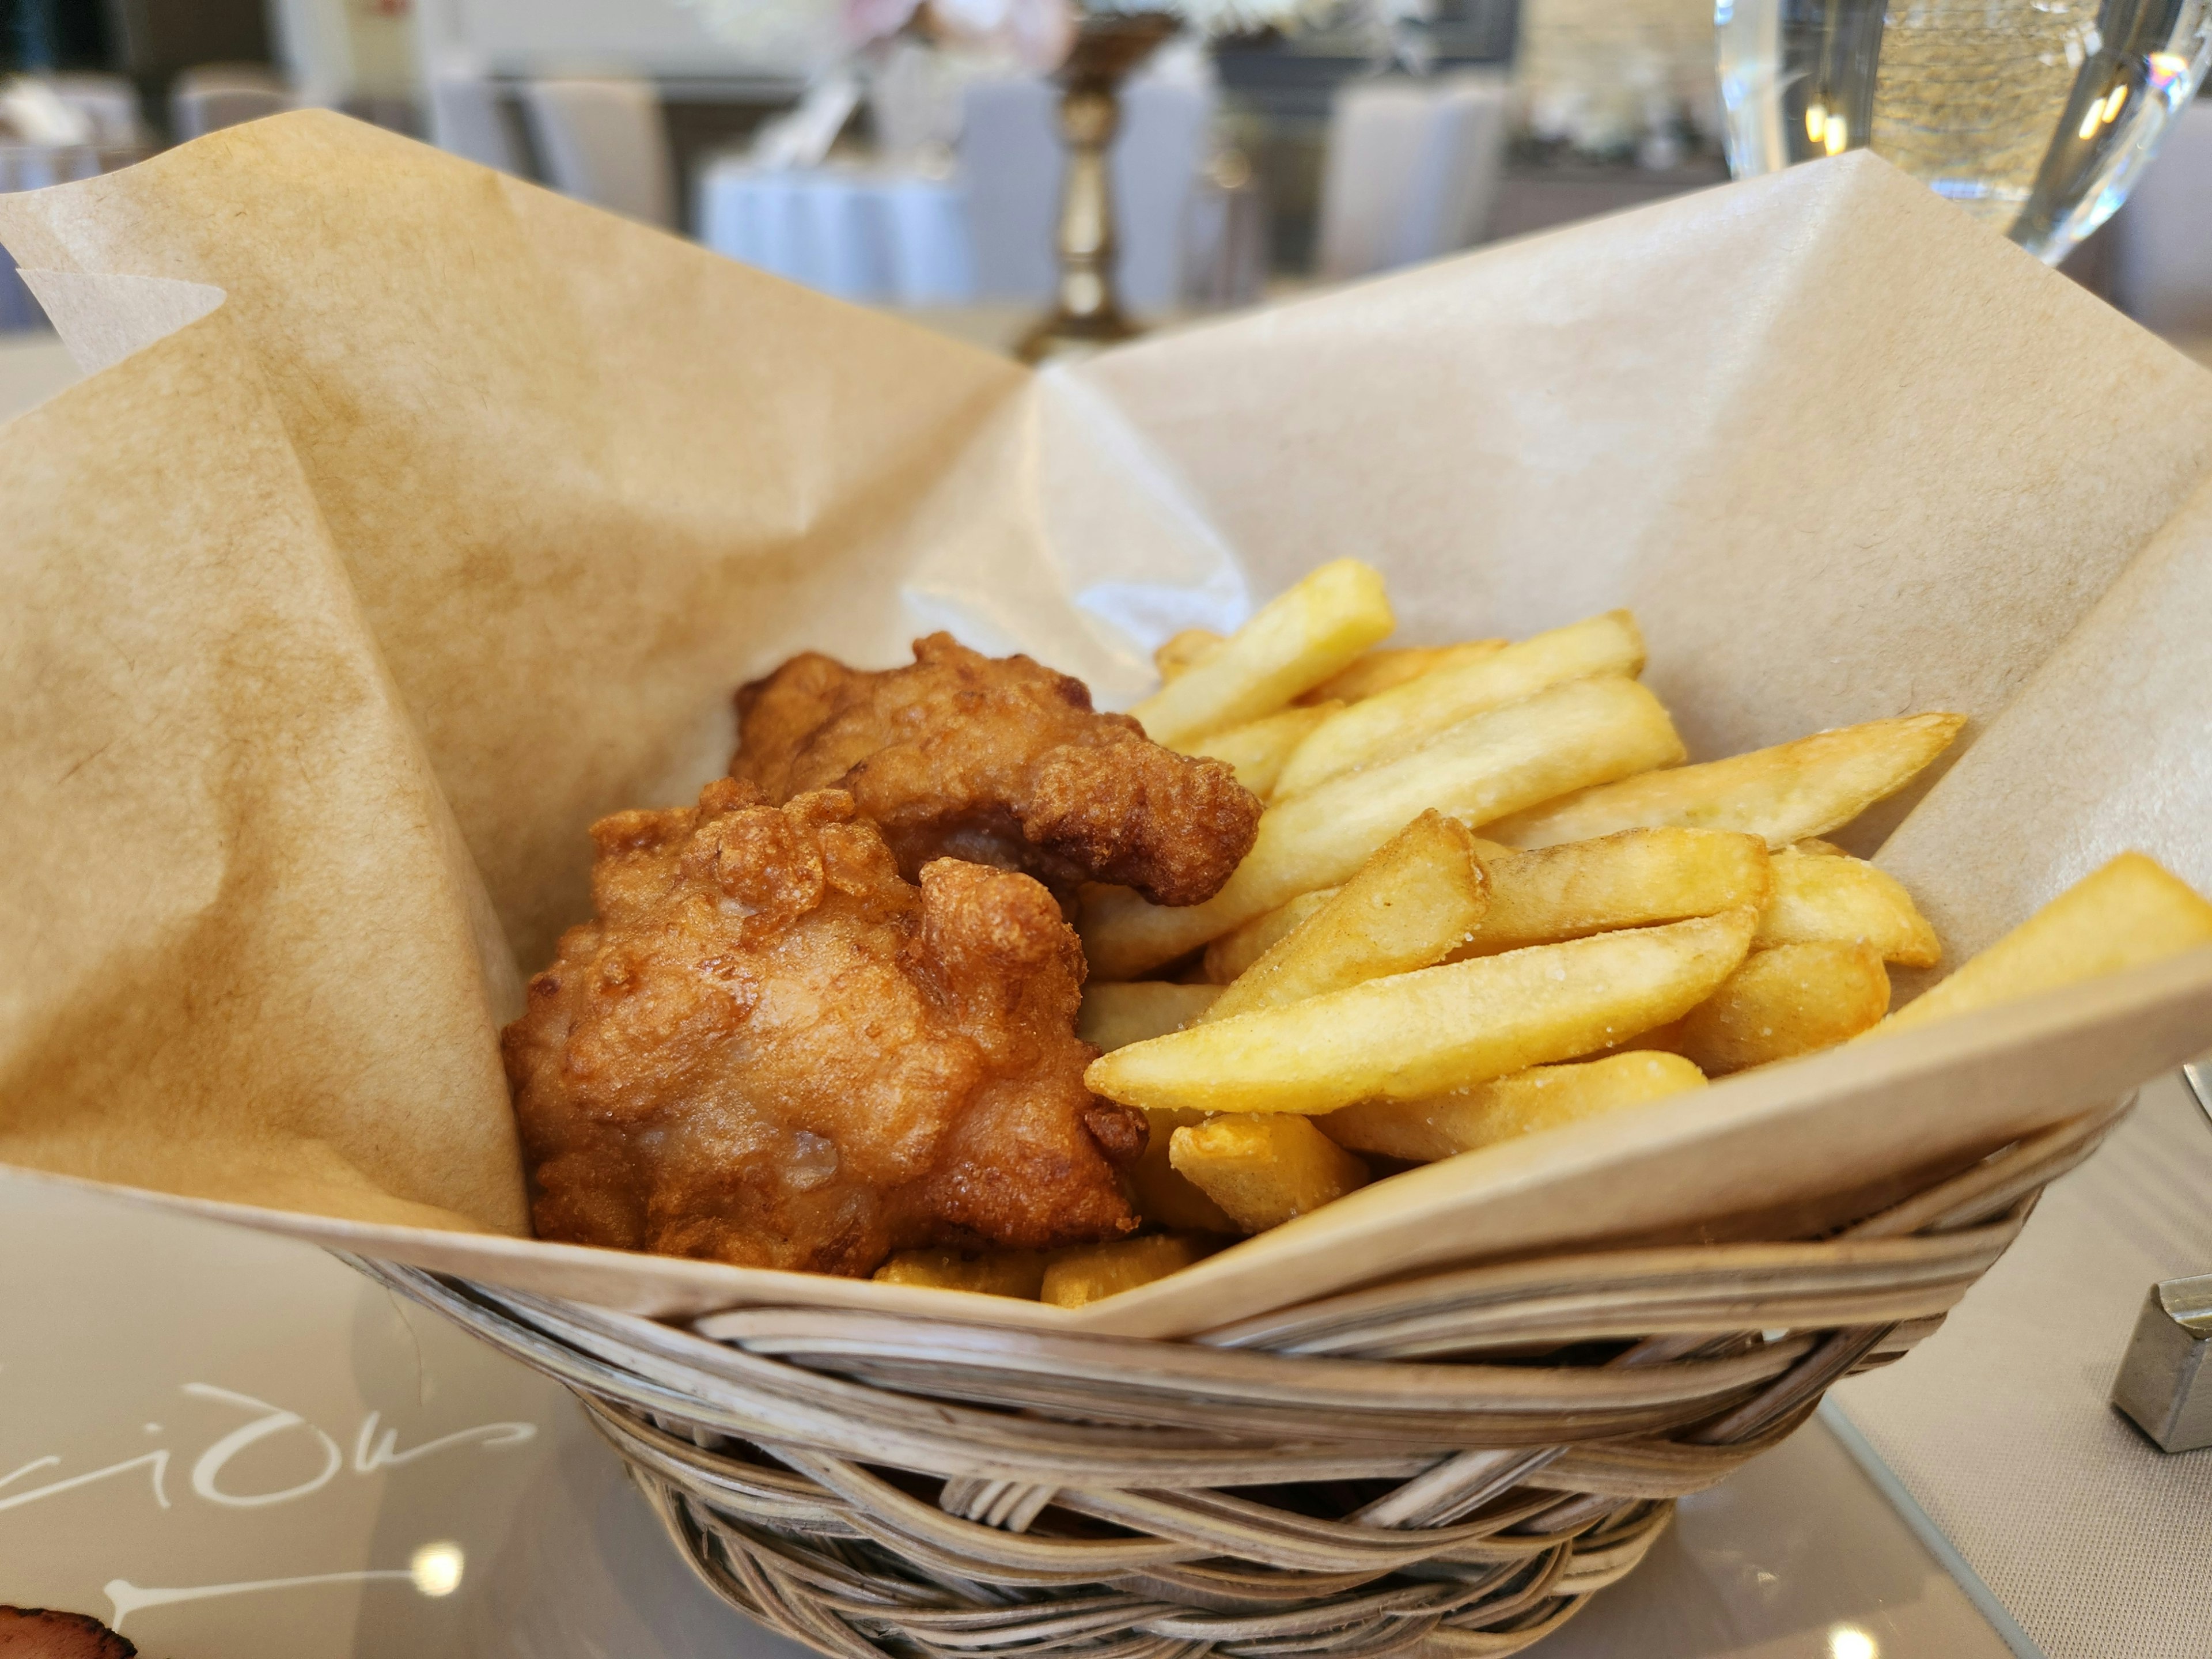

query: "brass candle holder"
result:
(1016, 12), (1179, 363)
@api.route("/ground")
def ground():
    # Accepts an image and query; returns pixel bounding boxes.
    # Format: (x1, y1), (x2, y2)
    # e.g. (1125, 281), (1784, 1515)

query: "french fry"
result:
(873, 1248), (1048, 1299)
(1755, 844), (1940, 967)
(1155, 628), (1225, 683)
(1078, 983), (1223, 1051)
(1484, 713), (1964, 851)
(1127, 1108), (1238, 1232)
(1204, 889), (1338, 984)
(1127, 560), (1395, 747)
(1671, 941), (1889, 1074)
(1452, 828), (1771, 957)
(1185, 704), (1338, 798)
(1040, 1233), (1217, 1308)
(1202, 812), (1487, 1022)
(1086, 907), (1756, 1116)
(1081, 676), (1687, 980)
(1132, 566), (1389, 752)
(1319, 1051), (1707, 1162)
(1169, 1115), (1370, 1232)
(1297, 640), (1506, 706)
(1275, 612), (1647, 798)
(1882, 853), (2212, 1033)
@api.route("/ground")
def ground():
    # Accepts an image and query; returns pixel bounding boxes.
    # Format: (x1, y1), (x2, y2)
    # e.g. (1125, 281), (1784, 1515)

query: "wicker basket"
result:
(348, 1103), (2122, 1659)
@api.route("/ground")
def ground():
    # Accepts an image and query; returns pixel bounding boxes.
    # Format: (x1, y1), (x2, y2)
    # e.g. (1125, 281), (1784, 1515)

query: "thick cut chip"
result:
(1086, 907), (1756, 1116)
(1883, 853), (2212, 1033)
(1672, 941), (1889, 1073)
(1128, 561), (1394, 747)
(1127, 1107), (1239, 1231)
(1485, 714), (1967, 851)
(1078, 982), (1224, 1051)
(1040, 1233), (1216, 1307)
(1169, 1115), (1370, 1232)
(1297, 641), (1507, 706)
(1156, 628), (1225, 683)
(1453, 828), (1771, 957)
(873, 1248), (1049, 1298)
(1081, 676), (1687, 980)
(1205, 889), (1338, 984)
(1185, 704), (1339, 799)
(1320, 1051), (1707, 1162)
(1755, 845), (1940, 967)
(1202, 812), (1487, 1022)
(1275, 612), (1646, 798)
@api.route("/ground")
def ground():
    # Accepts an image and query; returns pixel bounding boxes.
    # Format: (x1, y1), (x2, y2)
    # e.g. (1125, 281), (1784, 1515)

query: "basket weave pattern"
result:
(354, 1107), (2117, 1659)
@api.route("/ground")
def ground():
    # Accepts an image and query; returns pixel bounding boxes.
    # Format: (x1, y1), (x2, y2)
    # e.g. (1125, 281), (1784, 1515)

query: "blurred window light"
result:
(1805, 101), (1828, 143)
(1823, 113), (1849, 156)
(410, 1541), (464, 1598)
(1828, 1626), (1877, 1659)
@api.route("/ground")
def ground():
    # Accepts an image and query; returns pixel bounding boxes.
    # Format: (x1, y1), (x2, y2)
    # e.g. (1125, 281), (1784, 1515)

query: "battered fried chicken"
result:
(502, 779), (1144, 1276)
(732, 634), (1262, 907)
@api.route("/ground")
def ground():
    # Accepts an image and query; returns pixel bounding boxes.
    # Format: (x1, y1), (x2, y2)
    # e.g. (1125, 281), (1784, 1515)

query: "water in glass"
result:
(1717, 0), (2212, 261)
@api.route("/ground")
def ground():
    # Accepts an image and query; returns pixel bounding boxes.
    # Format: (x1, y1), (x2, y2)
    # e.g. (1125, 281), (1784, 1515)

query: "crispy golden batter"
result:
(502, 780), (1143, 1276)
(732, 634), (1262, 906)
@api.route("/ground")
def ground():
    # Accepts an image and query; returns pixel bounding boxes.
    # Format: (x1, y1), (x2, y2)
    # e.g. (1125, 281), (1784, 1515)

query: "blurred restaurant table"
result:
(697, 157), (975, 307)
(10, 321), (2212, 1659)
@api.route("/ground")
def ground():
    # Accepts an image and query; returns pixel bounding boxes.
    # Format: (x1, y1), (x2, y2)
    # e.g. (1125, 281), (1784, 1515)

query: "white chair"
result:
(959, 56), (1215, 315)
(1316, 73), (1511, 282)
(429, 74), (524, 175)
(171, 65), (293, 142)
(2112, 99), (2212, 337)
(48, 73), (143, 147)
(520, 77), (675, 230)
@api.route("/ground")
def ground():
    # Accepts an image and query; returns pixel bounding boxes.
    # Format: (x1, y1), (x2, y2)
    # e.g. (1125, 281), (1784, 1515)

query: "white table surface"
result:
(0, 328), (2082, 1659)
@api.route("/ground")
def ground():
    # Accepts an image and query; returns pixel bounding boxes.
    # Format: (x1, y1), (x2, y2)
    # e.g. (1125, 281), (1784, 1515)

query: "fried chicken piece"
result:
(0, 1608), (136, 1658)
(502, 779), (1144, 1276)
(732, 634), (1262, 907)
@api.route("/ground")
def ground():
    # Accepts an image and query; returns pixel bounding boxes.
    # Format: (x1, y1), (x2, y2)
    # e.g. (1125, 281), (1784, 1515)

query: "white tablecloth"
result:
(697, 159), (975, 306)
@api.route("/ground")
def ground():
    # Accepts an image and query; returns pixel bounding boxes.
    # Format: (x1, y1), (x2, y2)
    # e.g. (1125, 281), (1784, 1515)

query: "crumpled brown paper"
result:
(6, 111), (2212, 1336)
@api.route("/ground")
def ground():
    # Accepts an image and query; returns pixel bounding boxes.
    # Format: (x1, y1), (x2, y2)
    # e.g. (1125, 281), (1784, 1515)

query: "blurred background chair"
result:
(520, 75), (675, 230)
(170, 62), (290, 139)
(1316, 72), (1510, 282)
(429, 71), (524, 175)
(48, 71), (143, 145)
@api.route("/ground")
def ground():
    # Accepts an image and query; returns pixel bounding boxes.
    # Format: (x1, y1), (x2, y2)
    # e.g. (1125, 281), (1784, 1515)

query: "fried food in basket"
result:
(502, 779), (1143, 1277)
(732, 633), (1261, 907)
(1081, 675), (1688, 979)
(1755, 842), (1941, 965)
(509, 557), (2212, 1297)
(1169, 1113), (1369, 1230)
(1271, 611), (1646, 799)
(1669, 940), (1892, 1073)
(1484, 713), (1967, 850)
(1320, 1051), (1708, 1162)
(1086, 907), (1759, 1117)
(1878, 852), (2212, 1032)
(1450, 827), (1773, 957)
(1198, 811), (1487, 1023)
(1128, 559), (1393, 747)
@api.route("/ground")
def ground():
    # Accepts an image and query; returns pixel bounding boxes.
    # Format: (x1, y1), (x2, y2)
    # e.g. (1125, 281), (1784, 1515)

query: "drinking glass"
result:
(1717, 0), (2212, 262)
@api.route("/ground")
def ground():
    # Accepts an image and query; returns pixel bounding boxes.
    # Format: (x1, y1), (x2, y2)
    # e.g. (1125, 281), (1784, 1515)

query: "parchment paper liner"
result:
(5, 111), (2212, 1337)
